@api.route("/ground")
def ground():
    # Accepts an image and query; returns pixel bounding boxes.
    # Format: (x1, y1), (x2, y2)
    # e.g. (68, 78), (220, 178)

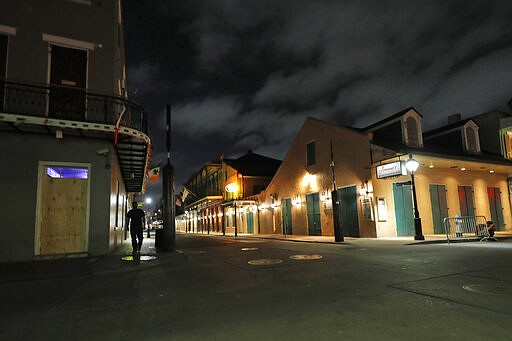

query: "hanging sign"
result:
(376, 161), (407, 179)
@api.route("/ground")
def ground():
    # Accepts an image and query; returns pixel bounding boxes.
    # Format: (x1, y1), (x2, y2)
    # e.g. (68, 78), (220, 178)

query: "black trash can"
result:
(155, 228), (163, 249)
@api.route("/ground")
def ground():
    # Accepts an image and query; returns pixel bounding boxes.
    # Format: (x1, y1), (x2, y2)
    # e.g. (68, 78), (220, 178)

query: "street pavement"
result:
(1, 233), (512, 340)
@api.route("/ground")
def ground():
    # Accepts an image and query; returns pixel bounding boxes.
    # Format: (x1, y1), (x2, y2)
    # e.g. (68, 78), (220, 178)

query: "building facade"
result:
(254, 108), (512, 239)
(177, 151), (281, 235)
(0, 0), (151, 261)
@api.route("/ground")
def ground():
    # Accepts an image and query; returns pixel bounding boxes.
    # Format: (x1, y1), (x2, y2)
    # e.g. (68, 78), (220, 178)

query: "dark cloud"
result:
(123, 0), (512, 203)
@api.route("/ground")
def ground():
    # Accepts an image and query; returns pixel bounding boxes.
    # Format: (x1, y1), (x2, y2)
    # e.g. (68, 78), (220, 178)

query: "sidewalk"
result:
(182, 230), (512, 245)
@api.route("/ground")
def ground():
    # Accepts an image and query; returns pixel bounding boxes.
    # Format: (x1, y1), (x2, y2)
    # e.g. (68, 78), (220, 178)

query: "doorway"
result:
(458, 185), (475, 217)
(488, 187), (504, 230)
(393, 182), (414, 236)
(48, 44), (87, 120)
(36, 164), (90, 255)
(337, 186), (359, 237)
(0, 34), (7, 111)
(306, 193), (321, 236)
(281, 198), (292, 235)
(246, 211), (254, 233)
(429, 184), (448, 234)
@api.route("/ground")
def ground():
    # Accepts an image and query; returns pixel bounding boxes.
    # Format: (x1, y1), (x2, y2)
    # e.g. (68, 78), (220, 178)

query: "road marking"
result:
(289, 254), (323, 260)
(463, 284), (512, 296)
(248, 259), (283, 265)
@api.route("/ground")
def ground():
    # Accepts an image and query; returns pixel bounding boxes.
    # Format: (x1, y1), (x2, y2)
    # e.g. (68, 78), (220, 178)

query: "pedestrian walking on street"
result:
(126, 201), (146, 254)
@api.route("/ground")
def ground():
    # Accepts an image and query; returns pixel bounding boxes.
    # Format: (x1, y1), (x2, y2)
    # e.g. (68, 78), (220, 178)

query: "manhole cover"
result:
(241, 247), (259, 251)
(289, 254), (323, 260)
(248, 258), (283, 265)
(463, 284), (512, 296)
(121, 255), (157, 261)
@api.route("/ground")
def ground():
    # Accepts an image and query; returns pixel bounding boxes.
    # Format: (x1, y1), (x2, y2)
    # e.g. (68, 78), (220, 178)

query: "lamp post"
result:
(405, 154), (424, 240)
(145, 198), (152, 237)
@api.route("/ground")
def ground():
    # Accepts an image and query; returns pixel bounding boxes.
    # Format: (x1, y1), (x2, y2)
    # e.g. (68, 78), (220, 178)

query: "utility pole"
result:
(330, 141), (344, 242)
(162, 104), (176, 251)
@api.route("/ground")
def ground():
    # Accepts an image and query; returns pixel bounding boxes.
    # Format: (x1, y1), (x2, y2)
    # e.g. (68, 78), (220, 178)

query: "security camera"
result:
(96, 148), (110, 156)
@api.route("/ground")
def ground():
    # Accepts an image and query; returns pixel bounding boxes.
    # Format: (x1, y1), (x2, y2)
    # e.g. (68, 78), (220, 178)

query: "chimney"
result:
(448, 113), (461, 124)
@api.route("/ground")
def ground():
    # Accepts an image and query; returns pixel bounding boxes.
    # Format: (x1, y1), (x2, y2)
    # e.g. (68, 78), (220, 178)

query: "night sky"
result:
(123, 0), (512, 207)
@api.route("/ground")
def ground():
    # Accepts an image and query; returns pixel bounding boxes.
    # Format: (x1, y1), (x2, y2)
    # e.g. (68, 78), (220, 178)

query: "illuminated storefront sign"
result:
(376, 161), (406, 179)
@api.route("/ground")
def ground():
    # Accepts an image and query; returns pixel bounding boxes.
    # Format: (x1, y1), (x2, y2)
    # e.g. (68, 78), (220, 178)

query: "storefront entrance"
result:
(393, 182), (414, 236)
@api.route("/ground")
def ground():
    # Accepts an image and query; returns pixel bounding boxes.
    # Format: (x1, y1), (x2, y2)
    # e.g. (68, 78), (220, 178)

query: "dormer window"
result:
(464, 123), (480, 153)
(402, 111), (423, 147)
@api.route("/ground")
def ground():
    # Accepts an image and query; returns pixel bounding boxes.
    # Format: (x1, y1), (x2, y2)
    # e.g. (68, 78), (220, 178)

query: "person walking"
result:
(126, 201), (146, 254)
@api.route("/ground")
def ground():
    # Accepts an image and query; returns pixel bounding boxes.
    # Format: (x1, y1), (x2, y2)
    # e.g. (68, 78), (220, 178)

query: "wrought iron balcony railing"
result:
(0, 79), (147, 133)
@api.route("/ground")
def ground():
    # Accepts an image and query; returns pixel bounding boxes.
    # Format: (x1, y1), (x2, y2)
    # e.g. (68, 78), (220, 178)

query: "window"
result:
(405, 117), (419, 147)
(306, 141), (316, 166)
(46, 166), (88, 179)
(466, 126), (478, 153)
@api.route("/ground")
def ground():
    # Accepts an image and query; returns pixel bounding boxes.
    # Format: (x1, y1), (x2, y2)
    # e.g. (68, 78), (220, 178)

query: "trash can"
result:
(155, 228), (163, 249)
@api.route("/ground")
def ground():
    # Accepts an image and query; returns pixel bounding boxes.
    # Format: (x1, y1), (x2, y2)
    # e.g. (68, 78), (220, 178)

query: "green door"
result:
(281, 198), (292, 235)
(429, 184), (448, 234)
(306, 193), (321, 236)
(393, 182), (414, 236)
(488, 187), (504, 230)
(458, 186), (475, 216)
(246, 212), (254, 233)
(337, 186), (359, 237)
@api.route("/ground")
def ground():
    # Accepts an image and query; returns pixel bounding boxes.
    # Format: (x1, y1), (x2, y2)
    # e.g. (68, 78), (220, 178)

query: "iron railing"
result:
(0, 79), (147, 133)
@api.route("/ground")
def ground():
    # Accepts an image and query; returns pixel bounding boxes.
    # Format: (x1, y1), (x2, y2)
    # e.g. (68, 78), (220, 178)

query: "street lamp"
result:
(145, 197), (152, 204)
(405, 154), (425, 240)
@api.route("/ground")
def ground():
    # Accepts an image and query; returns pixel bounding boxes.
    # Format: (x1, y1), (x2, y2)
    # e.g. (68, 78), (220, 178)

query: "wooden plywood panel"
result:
(40, 177), (87, 254)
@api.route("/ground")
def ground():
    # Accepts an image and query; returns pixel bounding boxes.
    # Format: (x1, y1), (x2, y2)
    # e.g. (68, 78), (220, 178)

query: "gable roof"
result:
(223, 150), (281, 177)
(423, 119), (474, 138)
(363, 107), (422, 131)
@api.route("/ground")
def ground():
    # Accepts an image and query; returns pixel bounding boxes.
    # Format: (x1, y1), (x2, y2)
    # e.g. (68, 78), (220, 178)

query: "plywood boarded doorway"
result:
(36, 164), (89, 256)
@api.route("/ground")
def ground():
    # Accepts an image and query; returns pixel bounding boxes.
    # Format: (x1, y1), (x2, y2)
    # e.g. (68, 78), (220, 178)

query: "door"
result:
(393, 182), (414, 236)
(246, 211), (254, 233)
(49, 44), (87, 120)
(281, 198), (292, 235)
(38, 166), (89, 255)
(0, 34), (7, 111)
(429, 184), (448, 234)
(458, 186), (475, 217)
(337, 186), (359, 237)
(488, 187), (504, 230)
(306, 193), (321, 236)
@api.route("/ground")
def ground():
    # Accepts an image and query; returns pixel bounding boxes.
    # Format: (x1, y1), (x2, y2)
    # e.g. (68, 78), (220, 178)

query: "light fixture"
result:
(489, 169), (495, 173)
(145, 197), (152, 204)
(405, 154), (424, 241)
(429, 163), (434, 168)
(225, 182), (239, 193)
(460, 167), (466, 171)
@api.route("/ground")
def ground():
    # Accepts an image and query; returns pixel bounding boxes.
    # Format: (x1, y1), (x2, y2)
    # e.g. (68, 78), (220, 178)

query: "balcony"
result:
(0, 79), (151, 193)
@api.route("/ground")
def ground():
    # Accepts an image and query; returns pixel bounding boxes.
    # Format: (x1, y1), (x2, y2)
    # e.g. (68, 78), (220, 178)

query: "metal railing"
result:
(443, 215), (489, 243)
(0, 79), (147, 133)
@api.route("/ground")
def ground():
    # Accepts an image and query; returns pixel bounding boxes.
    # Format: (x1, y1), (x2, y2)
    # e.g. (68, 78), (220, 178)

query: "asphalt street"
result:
(1, 234), (511, 340)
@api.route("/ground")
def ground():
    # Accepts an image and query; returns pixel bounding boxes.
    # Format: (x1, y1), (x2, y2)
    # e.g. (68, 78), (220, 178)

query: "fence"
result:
(442, 215), (489, 243)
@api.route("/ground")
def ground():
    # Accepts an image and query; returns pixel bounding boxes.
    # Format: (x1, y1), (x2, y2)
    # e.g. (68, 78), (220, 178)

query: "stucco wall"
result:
(1, 0), (122, 95)
(0, 132), (114, 261)
(259, 118), (375, 237)
(372, 164), (512, 237)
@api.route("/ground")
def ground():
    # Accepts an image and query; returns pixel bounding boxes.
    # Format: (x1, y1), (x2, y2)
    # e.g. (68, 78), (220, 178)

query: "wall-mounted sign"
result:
(376, 161), (407, 179)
